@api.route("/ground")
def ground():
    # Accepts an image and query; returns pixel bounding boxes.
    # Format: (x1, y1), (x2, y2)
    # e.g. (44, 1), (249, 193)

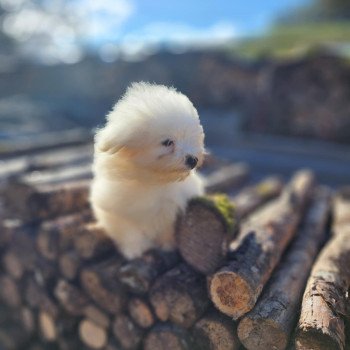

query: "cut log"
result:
(83, 305), (110, 329)
(25, 144), (93, 172)
(128, 297), (155, 329)
(74, 222), (115, 259)
(0, 218), (20, 248)
(176, 194), (236, 275)
(2, 249), (24, 280)
(192, 309), (240, 350)
(20, 307), (35, 335)
(0, 322), (31, 349)
(0, 128), (92, 159)
(143, 323), (194, 350)
(3, 170), (90, 221)
(237, 187), (331, 350)
(79, 318), (108, 349)
(232, 175), (284, 220)
(112, 314), (144, 350)
(23, 276), (59, 317)
(295, 227), (350, 349)
(59, 250), (81, 281)
(118, 249), (179, 294)
(54, 279), (89, 316)
(177, 176), (283, 275)
(37, 210), (92, 260)
(332, 186), (350, 235)
(39, 311), (57, 342)
(2, 225), (37, 275)
(105, 339), (123, 350)
(80, 257), (126, 314)
(0, 274), (21, 307)
(209, 170), (315, 319)
(204, 163), (249, 193)
(149, 263), (209, 328)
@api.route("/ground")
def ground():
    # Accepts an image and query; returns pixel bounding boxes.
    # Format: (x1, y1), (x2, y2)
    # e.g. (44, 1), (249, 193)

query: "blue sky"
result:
(1, 0), (310, 63)
(122, 0), (308, 38)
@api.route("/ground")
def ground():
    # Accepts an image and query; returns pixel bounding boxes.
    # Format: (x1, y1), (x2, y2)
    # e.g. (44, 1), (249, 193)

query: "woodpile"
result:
(0, 142), (349, 350)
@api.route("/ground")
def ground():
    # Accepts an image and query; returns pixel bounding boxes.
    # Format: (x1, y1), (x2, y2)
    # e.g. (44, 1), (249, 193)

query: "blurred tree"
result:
(280, 0), (350, 23)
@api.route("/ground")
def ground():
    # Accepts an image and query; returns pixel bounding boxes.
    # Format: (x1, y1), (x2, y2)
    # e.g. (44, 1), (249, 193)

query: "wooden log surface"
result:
(3, 165), (91, 221)
(112, 314), (144, 350)
(0, 274), (21, 308)
(332, 186), (350, 235)
(37, 209), (92, 261)
(0, 128), (92, 159)
(0, 144), (92, 181)
(295, 216), (350, 349)
(237, 187), (331, 350)
(232, 175), (284, 220)
(192, 309), (240, 350)
(149, 263), (209, 328)
(177, 176), (283, 275)
(204, 163), (249, 193)
(209, 170), (315, 319)
(176, 194), (235, 275)
(74, 222), (115, 259)
(83, 305), (110, 329)
(80, 257), (126, 314)
(118, 250), (179, 294)
(79, 318), (108, 349)
(128, 297), (155, 329)
(54, 279), (89, 316)
(143, 323), (194, 350)
(58, 250), (81, 281)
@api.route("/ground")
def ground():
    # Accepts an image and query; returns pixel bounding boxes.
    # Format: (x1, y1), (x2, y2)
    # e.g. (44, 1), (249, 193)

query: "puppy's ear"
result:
(95, 126), (125, 154)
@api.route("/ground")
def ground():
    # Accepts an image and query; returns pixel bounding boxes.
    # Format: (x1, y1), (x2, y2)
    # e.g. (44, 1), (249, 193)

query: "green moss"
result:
(190, 194), (236, 233)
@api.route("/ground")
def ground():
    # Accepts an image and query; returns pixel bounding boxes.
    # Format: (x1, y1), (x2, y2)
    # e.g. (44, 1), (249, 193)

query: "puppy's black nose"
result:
(185, 155), (198, 169)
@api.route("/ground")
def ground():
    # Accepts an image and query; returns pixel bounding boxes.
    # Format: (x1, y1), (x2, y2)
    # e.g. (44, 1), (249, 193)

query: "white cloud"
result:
(122, 21), (237, 47)
(67, 0), (134, 41)
(2, 0), (135, 63)
(113, 21), (237, 61)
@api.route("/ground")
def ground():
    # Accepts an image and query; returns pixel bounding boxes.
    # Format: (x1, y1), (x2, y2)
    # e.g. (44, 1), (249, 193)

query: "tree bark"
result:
(232, 175), (283, 220)
(209, 170), (315, 319)
(295, 224), (350, 349)
(176, 194), (235, 274)
(118, 249), (179, 294)
(80, 257), (126, 314)
(177, 176), (283, 275)
(4, 171), (90, 222)
(149, 263), (209, 328)
(204, 163), (249, 193)
(58, 250), (81, 281)
(74, 222), (115, 259)
(332, 186), (350, 235)
(54, 279), (89, 316)
(112, 314), (144, 350)
(144, 323), (194, 350)
(237, 187), (331, 350)
(37, 210), (92, 260)
(192, 309), (240, 350)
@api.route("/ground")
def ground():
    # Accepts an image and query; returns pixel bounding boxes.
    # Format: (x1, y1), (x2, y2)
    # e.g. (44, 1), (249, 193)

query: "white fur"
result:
(90, 82), (205, 259)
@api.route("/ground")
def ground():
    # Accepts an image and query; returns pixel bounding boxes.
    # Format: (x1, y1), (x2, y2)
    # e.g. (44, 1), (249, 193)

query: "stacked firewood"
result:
(0, 142), (349, 350)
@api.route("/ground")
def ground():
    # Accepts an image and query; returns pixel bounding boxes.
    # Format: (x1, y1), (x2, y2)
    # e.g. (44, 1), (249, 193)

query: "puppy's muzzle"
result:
(185, 155), (198, 169)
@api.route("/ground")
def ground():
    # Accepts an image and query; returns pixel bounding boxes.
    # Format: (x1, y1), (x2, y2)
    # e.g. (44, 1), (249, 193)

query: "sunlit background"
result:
(1, 0), (350, 184)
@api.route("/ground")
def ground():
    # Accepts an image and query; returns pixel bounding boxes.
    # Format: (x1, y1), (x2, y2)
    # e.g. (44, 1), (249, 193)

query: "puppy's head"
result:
(95, 82), (205, 183)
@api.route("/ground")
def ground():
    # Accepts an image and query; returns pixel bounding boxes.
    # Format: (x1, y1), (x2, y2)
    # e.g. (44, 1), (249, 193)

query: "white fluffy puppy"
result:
(90, 82), (205, 259)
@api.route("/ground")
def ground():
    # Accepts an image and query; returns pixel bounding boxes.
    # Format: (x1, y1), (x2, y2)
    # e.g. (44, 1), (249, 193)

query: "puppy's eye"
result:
(161, 139), (174, 147)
